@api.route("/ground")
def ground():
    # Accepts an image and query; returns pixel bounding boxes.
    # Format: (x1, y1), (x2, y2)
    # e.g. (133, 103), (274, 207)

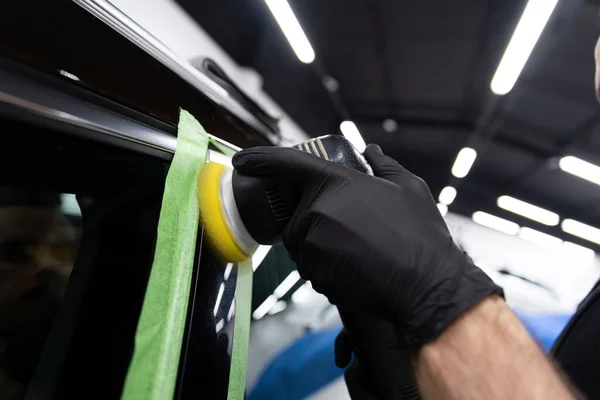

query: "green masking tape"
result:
(227, 259), (253, 400)
(122, 109), (254, 400)
(121, 109), (207, 400)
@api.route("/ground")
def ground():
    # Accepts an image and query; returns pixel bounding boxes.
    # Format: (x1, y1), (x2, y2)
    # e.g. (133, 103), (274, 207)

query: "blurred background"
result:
(5, 0), (600, 398)
(107, 0), (600, 398)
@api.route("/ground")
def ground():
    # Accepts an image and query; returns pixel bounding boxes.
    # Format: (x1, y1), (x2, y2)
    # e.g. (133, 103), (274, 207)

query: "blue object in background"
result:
(515, 312), (573, 352)
(250, 311), (573, 399)
(249, 326), (344, 400)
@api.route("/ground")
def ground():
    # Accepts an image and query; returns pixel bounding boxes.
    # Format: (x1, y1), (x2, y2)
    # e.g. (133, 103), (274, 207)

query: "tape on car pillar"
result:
(121, 109), (254, 400)
(227, 258), (253, 400)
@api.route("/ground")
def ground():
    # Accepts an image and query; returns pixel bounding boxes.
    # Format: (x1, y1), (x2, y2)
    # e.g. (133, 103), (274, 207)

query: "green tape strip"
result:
(122, 109), (255, 400)
(227, 259), (254, 400)
(121, 109), (208, 400)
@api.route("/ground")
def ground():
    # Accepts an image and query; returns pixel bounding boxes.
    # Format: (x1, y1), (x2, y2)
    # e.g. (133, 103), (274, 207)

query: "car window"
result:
(0, 119), (173, 399)
(0, 190), (80, 400)
(1, 113), (280, 400)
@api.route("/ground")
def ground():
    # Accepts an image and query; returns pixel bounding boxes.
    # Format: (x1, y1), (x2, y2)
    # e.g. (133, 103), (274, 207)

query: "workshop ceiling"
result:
(180, 0), (600, 251)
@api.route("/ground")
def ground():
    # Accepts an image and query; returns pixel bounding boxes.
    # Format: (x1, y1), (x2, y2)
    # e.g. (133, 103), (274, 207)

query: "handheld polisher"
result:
(198, 134), (420, 399)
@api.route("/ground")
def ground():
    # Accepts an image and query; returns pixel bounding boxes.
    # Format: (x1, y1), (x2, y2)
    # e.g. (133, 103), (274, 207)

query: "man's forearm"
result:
(414, 296), (580, 400)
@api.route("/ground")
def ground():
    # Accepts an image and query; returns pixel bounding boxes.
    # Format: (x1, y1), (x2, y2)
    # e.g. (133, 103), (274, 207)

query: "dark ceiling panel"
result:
(521, 166), (600, 209)
(379, 0), (485, 36)
(504, 89), (598, 140)
(287, 0), (387, 103)
(475, 142), (539, 181)
(387, 38), (473, 106)
(528, 23), (596, 107)
(382, 0), (484, 106)
(362, 123), (468, 157)
(586, 124), (600, 152)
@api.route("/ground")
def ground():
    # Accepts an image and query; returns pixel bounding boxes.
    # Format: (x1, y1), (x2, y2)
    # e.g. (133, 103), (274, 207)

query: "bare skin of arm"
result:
(414, 296), (581, 400)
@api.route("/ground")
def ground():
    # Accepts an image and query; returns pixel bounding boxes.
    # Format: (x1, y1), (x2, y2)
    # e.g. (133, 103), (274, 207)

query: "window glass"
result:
(1, 83), (281, 400)
(0, 120), (170, 399)
(0, 189), (80, 399)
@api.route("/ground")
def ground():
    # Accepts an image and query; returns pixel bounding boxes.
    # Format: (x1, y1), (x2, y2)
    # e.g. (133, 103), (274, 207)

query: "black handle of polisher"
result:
(339, 310), (420, 400)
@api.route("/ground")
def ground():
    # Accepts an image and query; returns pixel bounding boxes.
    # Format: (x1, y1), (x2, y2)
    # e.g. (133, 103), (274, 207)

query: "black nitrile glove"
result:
(233, 144), (503, 346)
(335, 329), (381, 400)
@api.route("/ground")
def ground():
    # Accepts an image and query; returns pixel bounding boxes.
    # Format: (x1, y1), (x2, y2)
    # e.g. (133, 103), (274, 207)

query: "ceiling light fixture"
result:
(227, 300), (236, 321)
(518, 227), (562, 247)
(252, 294), (279, 320)
(497, 195), (559, 226)
(213, 283), (225, 316)
(59, 69), (80, 81)
(268, 301), (288, 315)
(472, 211), (520, 235)
(437, 203), (448, 217)
(562, 219), (600, 245)
(451, 147), (477, 178)
(264, 0), (315, 63)
(340, 121), (367, 152)
(223, 263), (233, 280)
(491, 0), (559, 95)
(252, 245), (272, 271)
(559, 156), (600, 186)
(382, 119), (398, 133)
(439, 186), (457, 205)
(322, 76), (339, 92)
(274, 270), (301, 298)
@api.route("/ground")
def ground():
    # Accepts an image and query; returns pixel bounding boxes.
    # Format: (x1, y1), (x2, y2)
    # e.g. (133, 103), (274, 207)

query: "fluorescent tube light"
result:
(562, 219), (600, 245)
(252, 245), (272, 271)
(439, 186), (457, 205)
(451, 148), (477, 178)
(228, 300), (236, 321)
(274, 270), (301, 298)
(437, 203), (448, 217)
(215, 319), (225, 333)
(59, 70), (80, 81)
(472, 211), (520, 235)
(491, 0), (559, 95)
(253, 294), (278, 320)
(214, 283), (225, 316)
(268, 301), (288, 315)
(518, 227), (562, 247)
(559, 156), (600, 186)
(497, 196), (559, 226)
(340, 121), (366, 152)
(264, 0), (315, 63)
(224, 263), (233, 281)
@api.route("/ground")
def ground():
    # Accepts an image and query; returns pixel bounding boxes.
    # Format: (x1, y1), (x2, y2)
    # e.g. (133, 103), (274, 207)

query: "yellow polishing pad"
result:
(198, 162), (248, 262)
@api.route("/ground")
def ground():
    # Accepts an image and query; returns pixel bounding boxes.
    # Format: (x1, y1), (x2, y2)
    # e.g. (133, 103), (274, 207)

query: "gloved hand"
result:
(335, 328), (381, 400)
(233, 143), (502, 346)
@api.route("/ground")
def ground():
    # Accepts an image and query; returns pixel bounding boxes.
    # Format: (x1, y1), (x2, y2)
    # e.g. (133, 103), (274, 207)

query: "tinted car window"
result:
(0, 113), (250, 400)
(0, 119), (169, 399)
(0, 189), (80, 400)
